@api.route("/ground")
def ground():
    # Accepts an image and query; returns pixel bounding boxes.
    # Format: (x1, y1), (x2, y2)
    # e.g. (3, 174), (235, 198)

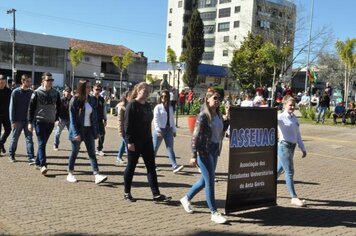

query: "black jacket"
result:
(0, 87), (12, 118)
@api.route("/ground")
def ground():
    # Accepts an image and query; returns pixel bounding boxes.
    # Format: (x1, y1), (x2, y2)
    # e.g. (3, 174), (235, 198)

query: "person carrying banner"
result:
(277, 95), (307, 207)
(180, 88), (227, 224)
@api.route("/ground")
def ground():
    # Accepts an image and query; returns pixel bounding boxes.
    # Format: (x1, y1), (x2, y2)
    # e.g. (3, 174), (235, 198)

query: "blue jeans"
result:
(277, 140), (297, 198)
(317, 106), (327, 123)
(34, 121), (54, 167)
(68, 127), (99, 174)
(153, 127), (177, 169)
(186, 142), (219, 213)
(9, 121), (34, 160)
(117, 135), (128, 161)
(53, 119), (70, 148)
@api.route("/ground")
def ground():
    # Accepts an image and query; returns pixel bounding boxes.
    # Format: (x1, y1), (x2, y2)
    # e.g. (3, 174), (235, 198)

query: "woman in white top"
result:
(67, 79), (107, 184)
(240, 94), (254, 107)
(278, 95), (307, 207)
(153, 90), (184, 173)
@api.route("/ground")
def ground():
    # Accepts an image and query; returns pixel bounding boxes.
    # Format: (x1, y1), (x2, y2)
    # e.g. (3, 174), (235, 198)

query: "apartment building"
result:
(166, 0), (296, 67)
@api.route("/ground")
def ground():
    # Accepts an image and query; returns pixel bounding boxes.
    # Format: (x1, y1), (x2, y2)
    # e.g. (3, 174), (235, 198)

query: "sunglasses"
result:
(45, 79), (54, 82)
(161, 94), (168, 98)
(212, 96), (221, 101)
(95, 88), (102, 91)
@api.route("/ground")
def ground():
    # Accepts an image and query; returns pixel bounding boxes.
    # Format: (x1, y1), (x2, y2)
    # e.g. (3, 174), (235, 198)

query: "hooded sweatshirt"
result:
(28, 86), (61, 123)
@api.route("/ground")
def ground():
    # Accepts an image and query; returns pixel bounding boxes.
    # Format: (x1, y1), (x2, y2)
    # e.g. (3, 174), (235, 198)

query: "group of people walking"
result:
(0, 73), (309, 224)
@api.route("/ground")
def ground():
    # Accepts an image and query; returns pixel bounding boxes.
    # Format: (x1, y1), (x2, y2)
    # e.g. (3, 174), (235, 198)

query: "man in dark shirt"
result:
(8, 74), (34, 163)
(0, 74), (12, 155)
(53, 86), (72, 150)
(92, 84), (107, 156)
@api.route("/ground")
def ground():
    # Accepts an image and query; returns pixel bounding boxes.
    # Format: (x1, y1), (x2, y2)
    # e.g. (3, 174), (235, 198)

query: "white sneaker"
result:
(173, 165), (184, 174)
(66, 173), (77, 183)
(180, 196), (194, 213)
(96, 150), (105, 156)
(94, 174), (107, 184)
(211, 212), (227, 224)
(291, 198), (306, 207)
(40, 166), (48, 175)
(116, 158), (126, 165)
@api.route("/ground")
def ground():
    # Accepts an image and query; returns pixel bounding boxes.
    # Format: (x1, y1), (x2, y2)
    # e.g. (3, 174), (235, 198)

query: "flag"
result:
(307, 68), (314, 83)
(311, 68), (317, 83)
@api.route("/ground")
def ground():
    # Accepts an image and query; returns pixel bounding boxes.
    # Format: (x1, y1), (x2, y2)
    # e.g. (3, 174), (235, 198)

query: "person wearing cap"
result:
(0, 74), (12, 155)
(28, 72), (61, 175)
(53, 86), (72, 150)
(8, 74), (35, 164)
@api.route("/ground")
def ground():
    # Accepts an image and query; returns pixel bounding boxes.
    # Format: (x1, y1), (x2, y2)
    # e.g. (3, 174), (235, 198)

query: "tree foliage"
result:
(183, 9), (204, 89)
(69, 48), (85, 68)
(317, 52), (344, 88)
(230, 33), (267, 90)
(335, 38), (356, 102)
(112, 51), (134, 96)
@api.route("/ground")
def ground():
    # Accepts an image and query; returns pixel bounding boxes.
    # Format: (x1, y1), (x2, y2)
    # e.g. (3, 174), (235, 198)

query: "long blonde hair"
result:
(203, 88), (221, 123)
(131, 82), (148, 100)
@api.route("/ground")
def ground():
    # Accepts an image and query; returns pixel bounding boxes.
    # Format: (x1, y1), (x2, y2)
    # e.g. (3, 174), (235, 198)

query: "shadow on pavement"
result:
(230, 205), (356, 228)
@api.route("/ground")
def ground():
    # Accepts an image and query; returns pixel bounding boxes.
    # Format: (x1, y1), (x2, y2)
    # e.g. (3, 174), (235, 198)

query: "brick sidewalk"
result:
(0, 115), (355, 235)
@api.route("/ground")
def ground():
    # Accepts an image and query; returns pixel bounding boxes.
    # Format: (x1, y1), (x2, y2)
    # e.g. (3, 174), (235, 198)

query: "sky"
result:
(0, 0), (355, 63)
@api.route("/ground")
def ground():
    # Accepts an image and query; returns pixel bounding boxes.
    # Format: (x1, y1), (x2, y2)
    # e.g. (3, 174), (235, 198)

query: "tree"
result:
(69, 48), (84, 89)
(183, 9), (204, 89)
(335, 38), (356, 103)
(166, 47), (177, 89)
(259, 42), (285, 102)
(230, 33), (267, 90)
(112, 51), (134, 97)
(317, 52), (344, 88)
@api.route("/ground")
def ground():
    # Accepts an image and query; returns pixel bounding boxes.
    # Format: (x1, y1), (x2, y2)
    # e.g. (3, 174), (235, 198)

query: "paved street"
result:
(0, 114), (355, 236)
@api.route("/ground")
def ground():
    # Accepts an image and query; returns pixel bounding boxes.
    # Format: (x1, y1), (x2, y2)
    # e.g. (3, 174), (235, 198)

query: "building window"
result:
(218, 22), (230, 32)
(35, 46), (64, 68)
(223, 36), (229, 42)
(84, 56), (90, 62)
(223, 50), (228, 56)
(218, 8), (230, 18)
(168, 33), (171, 38)
(234, 35), (237, 40)
(200, 11), (217, 21)
(214, 77), (221, 84)
(257, 20), (270, 29)
(233, 21), (240, 28)
(205, 38), (215, 47)
(204, 25), (215, 34)
(169, 8), (173, 13)
(178, 1), (183, 7)
(235, 6), (241, 13)
(169, 21), (172, 26)
(219, 0), (231, 3)
(202, 52), (214, 60)
(197, 0), (217, 8)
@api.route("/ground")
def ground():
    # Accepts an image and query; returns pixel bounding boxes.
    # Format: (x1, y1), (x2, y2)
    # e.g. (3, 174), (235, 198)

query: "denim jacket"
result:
(68, 96), (99, 141)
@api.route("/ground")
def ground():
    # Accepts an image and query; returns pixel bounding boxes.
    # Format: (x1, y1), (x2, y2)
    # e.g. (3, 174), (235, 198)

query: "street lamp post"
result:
(7, 9), (16, 83)
(176, 65), (181, 127)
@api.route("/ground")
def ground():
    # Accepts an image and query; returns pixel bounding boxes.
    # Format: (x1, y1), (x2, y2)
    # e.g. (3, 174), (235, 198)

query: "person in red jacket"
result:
(179, 90), (186, 115)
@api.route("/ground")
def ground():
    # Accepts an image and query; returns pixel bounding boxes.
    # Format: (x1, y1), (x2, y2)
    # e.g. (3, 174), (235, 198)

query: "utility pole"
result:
(7, 9), (16, 83)
(176, 64), (181, 127)
(304, 0), (314, 94)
